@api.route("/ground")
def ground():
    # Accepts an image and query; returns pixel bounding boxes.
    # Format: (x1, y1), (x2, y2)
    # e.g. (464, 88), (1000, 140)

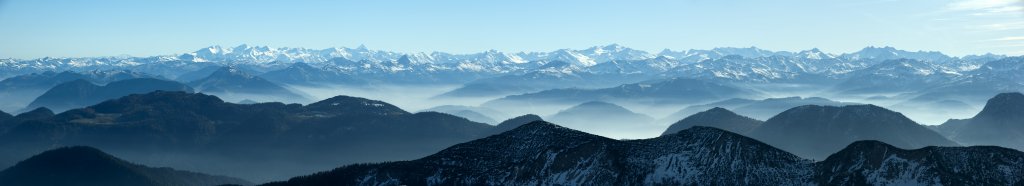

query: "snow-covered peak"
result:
(580, 44), (654, 63)
(841, 46), (951, 62)
(539, 49), (596, 67)
(797, 48), (836, 59)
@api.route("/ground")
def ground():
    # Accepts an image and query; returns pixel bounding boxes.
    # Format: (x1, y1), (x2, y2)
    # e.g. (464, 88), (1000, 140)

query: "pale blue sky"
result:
(0, 0), (1021, 58)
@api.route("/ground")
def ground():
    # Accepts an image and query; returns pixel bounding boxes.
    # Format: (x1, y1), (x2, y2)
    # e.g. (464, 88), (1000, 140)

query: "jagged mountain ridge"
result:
(816, 140), (1024, 185)
(264, 121), (1024, 185)
(264, 121), (814, 185)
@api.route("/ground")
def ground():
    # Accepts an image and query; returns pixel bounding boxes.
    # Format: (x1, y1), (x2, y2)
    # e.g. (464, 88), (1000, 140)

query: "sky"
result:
(0, 0), (1021, 58)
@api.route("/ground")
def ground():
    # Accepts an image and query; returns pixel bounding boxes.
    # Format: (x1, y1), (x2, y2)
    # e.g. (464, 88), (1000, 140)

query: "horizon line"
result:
(1, 44), (1013, 60)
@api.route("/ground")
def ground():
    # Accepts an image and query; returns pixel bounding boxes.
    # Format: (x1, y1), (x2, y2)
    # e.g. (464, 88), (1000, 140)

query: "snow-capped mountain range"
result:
(0, 44), (1014, 86)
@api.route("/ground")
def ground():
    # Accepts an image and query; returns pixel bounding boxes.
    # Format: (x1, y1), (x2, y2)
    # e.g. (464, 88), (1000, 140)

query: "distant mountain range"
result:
(2, 46), (1021, 118)
(909, 57), (1024, 104)
(0, 41), (1021, 185)
(1, 45), (1011, 87)
(0, 146), (250, 186)
(264, 121), (1024, 185)
(259, 62), (365, 86)
(830, 58), (960, 94)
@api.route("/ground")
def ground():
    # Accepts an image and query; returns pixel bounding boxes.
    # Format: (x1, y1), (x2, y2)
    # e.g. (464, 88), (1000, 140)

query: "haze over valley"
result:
(2, 0), (1024, 185)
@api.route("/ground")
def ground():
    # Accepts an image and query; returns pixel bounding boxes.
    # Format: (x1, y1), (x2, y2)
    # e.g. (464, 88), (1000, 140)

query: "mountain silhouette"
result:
(24, 78), (193, 112)
(484, 78), (757, 108)
(491, 114), (543, 133)
(0, 146), (250, 186)
(548, 101), (657, 139)
(422, 105), (509, 124)
(748, 104), (958, 160)
(662, 107), (762, 135)
(188, 66), (307, 102)
(0, 70), (154, 112)
(661, 96), (854, 123)
(934, 92), (1024, 150)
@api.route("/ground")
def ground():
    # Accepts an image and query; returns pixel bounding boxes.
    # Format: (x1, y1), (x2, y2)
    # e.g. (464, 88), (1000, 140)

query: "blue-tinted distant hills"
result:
(483, 77), (759, 109)
(0, 70), (157, 112)
(187, 66), (310, 103)
(0, 89), (1021, 184)
(661, 96), (856, 123)
(0, 91), (509, 182)
(748, 104), (958, 160)
(24, 78), (193, 112)
(547, 101), (657, 139)
(662, 107), (762, 135)
(421, 105), (509, 124)
(931, 92), (1024, 151)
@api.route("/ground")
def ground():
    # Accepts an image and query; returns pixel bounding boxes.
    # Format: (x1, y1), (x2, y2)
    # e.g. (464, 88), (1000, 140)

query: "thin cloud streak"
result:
(948, 0), (1021, 11)
(991, 36), (1024, 41)
(981, 21), (1024, 31)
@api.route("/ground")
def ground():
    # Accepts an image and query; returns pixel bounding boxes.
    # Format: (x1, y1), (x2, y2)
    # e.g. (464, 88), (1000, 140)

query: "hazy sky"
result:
(0, 0), (1021, 58)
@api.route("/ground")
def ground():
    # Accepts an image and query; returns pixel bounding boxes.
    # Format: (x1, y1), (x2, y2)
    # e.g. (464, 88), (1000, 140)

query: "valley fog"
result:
(5, 0), (1024, 184)
(0, 46), (1020, 184)
(287, 84), (496, 112)
(278, 83), (986, 139)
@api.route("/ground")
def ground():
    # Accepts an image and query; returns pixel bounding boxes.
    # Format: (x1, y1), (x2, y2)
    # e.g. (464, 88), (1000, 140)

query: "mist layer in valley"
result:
(1, 45), (1022, 183)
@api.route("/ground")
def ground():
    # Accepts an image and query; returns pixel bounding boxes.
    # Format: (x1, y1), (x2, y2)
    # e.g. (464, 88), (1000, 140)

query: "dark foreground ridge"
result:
(0, 146), (250, 186)
(816, 140), (1024, 185)
(262, 121), (1024, 185)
